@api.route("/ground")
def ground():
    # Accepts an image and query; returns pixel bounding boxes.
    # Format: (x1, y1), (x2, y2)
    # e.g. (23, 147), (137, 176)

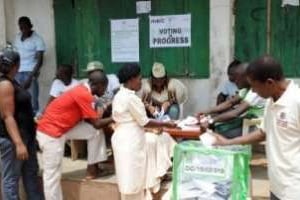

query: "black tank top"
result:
(0, 75), (36, 142)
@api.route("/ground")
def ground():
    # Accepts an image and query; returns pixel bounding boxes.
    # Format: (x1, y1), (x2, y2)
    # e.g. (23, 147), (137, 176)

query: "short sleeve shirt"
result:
(243, 89), (266, 117)
(260, 81), (300, 199)
(49, 78), (79, 97)
(218, 80), (238, 97)
(37, 84), (98, 137)
(14, 31), (46, 72)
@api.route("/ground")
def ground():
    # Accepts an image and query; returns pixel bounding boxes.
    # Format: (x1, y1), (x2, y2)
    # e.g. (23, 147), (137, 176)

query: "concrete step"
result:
(1, 152), (269, 200)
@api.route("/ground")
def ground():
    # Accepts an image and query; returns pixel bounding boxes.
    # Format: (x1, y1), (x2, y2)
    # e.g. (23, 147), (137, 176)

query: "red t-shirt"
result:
(37, 84), (98, 137)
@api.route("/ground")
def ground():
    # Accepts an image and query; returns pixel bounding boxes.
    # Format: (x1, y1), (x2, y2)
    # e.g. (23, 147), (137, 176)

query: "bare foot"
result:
(85, 163), (99, 180)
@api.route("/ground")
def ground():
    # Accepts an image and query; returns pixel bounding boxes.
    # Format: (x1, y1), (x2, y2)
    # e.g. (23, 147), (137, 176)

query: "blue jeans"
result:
(0, 137), (44, 200)
(166, 104), (180, 120)
(15, 72), (39, 115)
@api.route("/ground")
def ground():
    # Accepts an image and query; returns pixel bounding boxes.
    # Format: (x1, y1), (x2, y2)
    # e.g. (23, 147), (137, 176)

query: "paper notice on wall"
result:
(136, 1), (151, 14)
(111, 18), (139, 62)
(149, 14), (191, 48)
(282, 0), (299, 6)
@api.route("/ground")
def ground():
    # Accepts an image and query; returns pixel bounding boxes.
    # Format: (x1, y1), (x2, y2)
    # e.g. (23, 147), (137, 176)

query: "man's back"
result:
(37, 84), (98, 137)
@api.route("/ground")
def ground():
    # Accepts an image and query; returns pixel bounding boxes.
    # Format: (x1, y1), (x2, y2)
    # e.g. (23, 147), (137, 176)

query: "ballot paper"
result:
(176, 116), (199, 131)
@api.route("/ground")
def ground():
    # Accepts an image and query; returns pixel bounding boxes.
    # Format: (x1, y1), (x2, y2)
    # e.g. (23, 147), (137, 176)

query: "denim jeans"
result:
(0, 137), (44, 200)
(166, 103), (180, 120)
(15, 72), (39, 115)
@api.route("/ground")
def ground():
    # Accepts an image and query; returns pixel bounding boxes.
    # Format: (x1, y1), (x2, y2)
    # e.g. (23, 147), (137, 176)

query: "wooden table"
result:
(163, 127), (202, 139)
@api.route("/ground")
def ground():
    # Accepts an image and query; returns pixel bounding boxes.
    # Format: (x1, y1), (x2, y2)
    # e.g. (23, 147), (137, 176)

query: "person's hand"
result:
(161, 101), (171, 112)
(32, 70), (40, 78)
(16, 143), (29, 160)
(168, 90), (177, 104)
(199, 115), (209, 130)
(211, 133), (230, 146)
(146, 104), (157, 115)
(195, 111), (205, 119)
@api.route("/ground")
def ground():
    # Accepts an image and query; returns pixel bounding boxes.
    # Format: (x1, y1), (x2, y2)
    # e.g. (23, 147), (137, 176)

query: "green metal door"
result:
(54, 0), (209, 78)
(235, 0), (300, 77)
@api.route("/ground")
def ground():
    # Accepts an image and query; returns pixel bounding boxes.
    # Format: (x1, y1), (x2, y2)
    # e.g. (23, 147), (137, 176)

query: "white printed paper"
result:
(136, 1), (151, 14)
(111, 19), (139, 62)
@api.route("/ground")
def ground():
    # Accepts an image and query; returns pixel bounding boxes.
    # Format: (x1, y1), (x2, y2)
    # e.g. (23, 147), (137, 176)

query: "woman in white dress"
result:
(112, 63), (176, 200)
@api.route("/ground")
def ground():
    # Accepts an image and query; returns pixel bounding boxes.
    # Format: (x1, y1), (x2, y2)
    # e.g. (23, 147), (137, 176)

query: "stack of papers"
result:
(176, 116), (200, 131)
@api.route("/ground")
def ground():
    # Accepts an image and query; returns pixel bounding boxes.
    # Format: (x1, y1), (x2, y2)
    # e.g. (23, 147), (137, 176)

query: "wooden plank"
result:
(163, 127), (201, 139)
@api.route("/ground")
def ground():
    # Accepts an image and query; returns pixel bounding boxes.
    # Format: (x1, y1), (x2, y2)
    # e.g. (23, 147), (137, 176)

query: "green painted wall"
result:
(54, 0), (209, 78)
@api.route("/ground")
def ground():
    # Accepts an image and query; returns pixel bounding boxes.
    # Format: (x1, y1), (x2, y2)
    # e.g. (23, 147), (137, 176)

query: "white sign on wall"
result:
(136, 1), (151, 14)
(149, 14), (191, 48)
(111, 18), (139, 62)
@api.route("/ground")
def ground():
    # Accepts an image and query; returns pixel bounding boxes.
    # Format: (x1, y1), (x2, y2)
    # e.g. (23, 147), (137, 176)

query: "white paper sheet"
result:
(111, 18), (139, 62)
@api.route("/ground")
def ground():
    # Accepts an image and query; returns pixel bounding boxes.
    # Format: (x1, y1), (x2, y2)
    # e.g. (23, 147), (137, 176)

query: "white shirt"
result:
(14, 31), (46, 72)
(49, 78), (79, 97)
(218, 80), (238, 98)
(244, 89), (266, 108)
(103, 74), (120, 101)
(261, 81), (300, 199)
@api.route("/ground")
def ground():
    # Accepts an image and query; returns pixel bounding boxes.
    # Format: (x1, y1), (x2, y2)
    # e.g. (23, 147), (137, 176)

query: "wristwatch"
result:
(208, 118), (215, 129)
(208, 118), (214, 125)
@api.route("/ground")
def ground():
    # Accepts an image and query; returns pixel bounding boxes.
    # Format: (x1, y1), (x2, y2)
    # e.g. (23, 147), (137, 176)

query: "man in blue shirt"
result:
(14, 16), (46, 115)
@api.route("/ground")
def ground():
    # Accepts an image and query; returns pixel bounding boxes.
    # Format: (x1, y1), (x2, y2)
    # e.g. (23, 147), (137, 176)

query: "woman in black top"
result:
(0, 48), (44, 200)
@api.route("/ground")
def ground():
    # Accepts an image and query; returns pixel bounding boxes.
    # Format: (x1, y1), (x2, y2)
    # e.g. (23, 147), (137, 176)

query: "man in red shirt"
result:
(37, 71), (113, 200)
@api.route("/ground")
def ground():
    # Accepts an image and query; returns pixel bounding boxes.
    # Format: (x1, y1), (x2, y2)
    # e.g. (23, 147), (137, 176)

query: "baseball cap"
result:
(84, 61), (104, 72)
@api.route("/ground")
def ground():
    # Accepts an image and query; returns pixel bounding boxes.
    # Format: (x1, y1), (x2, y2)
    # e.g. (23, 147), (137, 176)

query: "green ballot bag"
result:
(172, 141), (251, 200)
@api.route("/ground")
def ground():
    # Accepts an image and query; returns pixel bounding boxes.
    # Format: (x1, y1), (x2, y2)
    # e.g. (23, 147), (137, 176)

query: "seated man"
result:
(197, 63), (266, 138)
(216, 59), (241, 105)
(45, 64), (79, 106)
(141, 62), (187, 120)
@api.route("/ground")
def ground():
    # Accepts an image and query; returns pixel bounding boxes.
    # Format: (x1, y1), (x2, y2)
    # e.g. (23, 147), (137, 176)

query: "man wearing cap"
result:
(141, 62), (187, 120)
(14, 16), (46, 115)
(83, 61), (120, 109)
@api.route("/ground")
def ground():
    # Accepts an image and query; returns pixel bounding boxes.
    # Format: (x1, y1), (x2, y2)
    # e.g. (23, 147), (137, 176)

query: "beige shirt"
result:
(141, 78), (188, 104)
(113, 86), (149, 126)
(261, 81), (300, 199)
